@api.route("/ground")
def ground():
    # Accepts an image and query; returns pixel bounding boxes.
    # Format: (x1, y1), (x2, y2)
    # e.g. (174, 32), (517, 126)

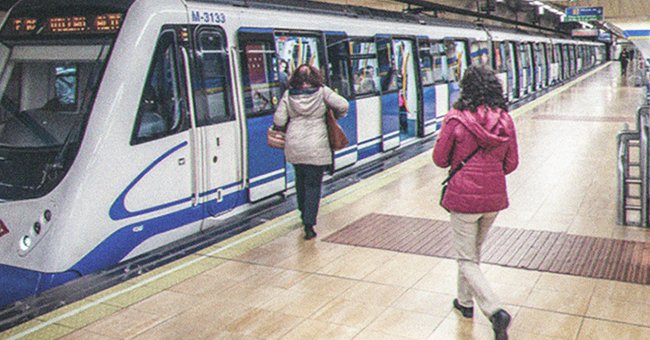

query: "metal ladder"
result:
(617, 106), (649, 226)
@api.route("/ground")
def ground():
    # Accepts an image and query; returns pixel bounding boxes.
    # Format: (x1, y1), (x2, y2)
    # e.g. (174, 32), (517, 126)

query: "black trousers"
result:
(294, 164), (326, 227)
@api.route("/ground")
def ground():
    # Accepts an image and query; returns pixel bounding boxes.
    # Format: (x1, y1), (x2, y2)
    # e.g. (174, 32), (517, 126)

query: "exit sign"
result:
(565, 7), (603, 22)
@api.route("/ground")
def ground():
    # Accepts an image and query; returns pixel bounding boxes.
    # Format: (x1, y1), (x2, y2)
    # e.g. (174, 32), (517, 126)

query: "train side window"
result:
(275, 33), (324, 96)
(326, 35), (353, 99)
(447, 40), (467, 82)
(519, 44), (529, 68)
(493, 42), (504, 72)
(431, 42), (449, 83)
(351, 39), (379, 96)
(194, 28), (232, 125)
(470, 41), (489, 65)
(376, 37), (398, 92)
(240, 41), (279, 117)
(418, 40), (435, 86)
(132, 30), (184, 144)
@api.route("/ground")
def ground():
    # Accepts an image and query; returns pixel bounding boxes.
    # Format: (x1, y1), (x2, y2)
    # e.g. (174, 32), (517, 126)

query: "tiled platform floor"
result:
(3, 62), (650, 340)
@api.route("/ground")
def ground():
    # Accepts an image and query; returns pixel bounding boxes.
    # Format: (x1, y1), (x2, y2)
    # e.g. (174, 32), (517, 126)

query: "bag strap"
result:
(441, 147), (481, 185)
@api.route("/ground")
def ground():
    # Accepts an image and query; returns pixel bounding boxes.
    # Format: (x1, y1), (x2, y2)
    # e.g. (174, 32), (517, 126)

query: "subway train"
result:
(0, 0), (605, 307)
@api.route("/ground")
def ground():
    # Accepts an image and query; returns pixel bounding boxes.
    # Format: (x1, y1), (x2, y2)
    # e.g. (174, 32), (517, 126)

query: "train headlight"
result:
(20, 235), (32, 251)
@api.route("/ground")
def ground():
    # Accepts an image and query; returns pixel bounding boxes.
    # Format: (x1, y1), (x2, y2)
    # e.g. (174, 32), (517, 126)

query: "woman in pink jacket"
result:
(433, 65), (518, 340)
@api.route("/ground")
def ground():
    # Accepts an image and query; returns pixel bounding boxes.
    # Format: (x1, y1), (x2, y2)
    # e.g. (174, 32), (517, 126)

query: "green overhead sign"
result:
(565, 7), (604, 22)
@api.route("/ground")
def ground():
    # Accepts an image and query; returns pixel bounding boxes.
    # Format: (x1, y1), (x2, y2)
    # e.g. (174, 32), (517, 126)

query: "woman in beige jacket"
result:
(273, 64), (348, 239)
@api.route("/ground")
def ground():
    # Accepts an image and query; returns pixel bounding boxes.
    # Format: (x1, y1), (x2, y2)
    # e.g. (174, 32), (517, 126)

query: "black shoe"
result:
(453, 299), (473, 318)
(490, 309), (511, 340)
(304, 225), (317, 240)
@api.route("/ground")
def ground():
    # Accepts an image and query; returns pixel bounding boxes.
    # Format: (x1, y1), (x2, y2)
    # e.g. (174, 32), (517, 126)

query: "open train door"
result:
(375, 35), (400, 151)
(392, 37), (421, 141)
(416, 38), (439, 136)
(237, 28), (287, 202)
(325, 32), (357, 170)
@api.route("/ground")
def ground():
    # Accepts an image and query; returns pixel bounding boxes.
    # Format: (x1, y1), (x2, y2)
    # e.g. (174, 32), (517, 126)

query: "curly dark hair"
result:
(289, 64), (324, 89)
(453, 65), (507, 112)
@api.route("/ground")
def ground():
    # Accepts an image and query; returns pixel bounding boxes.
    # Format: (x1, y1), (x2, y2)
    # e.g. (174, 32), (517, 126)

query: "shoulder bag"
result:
(439, 147), (481, 211)
(326, 109), (349, 151)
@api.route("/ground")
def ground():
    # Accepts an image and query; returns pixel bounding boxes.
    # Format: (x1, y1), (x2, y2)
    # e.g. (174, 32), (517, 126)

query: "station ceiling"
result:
(316, 0), (649, 29)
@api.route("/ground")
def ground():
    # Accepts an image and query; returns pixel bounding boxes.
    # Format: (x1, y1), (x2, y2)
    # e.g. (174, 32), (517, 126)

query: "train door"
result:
(376, 35), (400, 151)
(531, 43), (541, 91)
(505, 41), (519, 100)
(418, 39), (437, 136)
(350, 38), (382, 160)
(492, 41), (509, 99)
(519, 43), (530, 96)
(511, 42), (523, 99)
(189, 27), (240, 220)
(554, 43), (563, 81)
(570, 45), (577, 76)
(547, 43), (556, 85)
(125, 27), (200, 234)
(561, 44), (570, 80)
(576, 46), (583, 72)
(273, 31), (326, 189)
(238, 29), (284, 202)
(392, 37), (420, 141)
(432, 41), (451, 128)
(526, 43), (534, 92)
(447, 39), (468, 106)
(325, 32), (357, 170)
(539, 43), (549, 88)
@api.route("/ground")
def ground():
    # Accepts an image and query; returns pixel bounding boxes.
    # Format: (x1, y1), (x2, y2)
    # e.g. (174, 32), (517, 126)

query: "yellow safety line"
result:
(4, 61), (613, 340)
(4, 154), (429, 340)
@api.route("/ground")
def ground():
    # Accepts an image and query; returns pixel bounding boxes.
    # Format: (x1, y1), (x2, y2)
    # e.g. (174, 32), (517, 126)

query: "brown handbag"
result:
(326, 109), (349, 151)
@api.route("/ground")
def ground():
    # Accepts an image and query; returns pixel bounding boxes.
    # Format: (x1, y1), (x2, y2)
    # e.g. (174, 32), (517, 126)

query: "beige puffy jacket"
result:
(273, 86), (349, 166)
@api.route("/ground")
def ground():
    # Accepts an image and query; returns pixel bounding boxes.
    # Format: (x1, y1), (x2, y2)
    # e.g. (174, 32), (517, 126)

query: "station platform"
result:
(3, 62), (650, 339)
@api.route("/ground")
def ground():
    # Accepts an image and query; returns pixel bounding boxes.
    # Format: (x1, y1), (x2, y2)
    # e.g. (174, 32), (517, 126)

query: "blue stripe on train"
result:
(1, 187), (247, 307)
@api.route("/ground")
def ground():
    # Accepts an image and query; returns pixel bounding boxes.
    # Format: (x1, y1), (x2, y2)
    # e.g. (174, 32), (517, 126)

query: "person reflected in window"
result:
(278, 59), (290, 95)
(433, 65), (518, 340)
(273, 64), (348, 240)
(359, 65), (377, 94)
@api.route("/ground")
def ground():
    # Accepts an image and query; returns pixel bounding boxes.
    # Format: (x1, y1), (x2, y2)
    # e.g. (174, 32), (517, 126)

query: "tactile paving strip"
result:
(324, 213), (650, 284)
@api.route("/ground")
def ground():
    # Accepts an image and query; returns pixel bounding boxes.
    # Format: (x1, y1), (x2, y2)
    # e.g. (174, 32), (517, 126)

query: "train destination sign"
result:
(564, 7), (603, 22)
(7, 13), (122, 35)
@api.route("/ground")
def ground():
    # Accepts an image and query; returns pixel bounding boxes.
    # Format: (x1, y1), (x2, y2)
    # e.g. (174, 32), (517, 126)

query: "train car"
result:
(0, 0), (605, 307)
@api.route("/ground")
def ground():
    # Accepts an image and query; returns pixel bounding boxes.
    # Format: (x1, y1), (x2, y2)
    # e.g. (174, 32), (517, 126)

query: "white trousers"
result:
(450, 211), (501, 317)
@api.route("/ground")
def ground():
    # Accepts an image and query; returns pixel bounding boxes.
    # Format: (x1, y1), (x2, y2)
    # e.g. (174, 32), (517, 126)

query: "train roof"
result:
(7, 0), (136, 15)
(189, 0), (483, 30)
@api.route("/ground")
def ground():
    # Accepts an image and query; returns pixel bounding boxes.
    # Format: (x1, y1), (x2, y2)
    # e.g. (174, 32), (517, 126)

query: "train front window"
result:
(0, 41), (110, 199)
(0, 43), (109, 148)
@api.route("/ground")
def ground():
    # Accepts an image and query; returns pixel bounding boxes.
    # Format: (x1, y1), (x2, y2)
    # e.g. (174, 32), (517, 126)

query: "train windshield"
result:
(0, 39), (112, 199)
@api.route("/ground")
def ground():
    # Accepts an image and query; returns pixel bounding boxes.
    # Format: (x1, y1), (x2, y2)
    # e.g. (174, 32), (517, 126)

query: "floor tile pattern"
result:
(325, 213), (650, 284)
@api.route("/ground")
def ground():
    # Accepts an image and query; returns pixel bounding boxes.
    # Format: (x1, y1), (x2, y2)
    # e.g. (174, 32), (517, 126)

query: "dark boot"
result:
(453, 299), (473, 318)
(490, 309), (511, 340)
(304, 225), (317, 240)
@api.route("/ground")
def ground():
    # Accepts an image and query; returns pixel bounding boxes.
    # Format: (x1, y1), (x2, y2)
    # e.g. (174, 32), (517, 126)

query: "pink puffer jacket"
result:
(433, 105), (519, 213)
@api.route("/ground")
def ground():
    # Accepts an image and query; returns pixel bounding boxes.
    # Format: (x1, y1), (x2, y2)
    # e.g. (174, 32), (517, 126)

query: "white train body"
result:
(0, 0), (606, 306)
